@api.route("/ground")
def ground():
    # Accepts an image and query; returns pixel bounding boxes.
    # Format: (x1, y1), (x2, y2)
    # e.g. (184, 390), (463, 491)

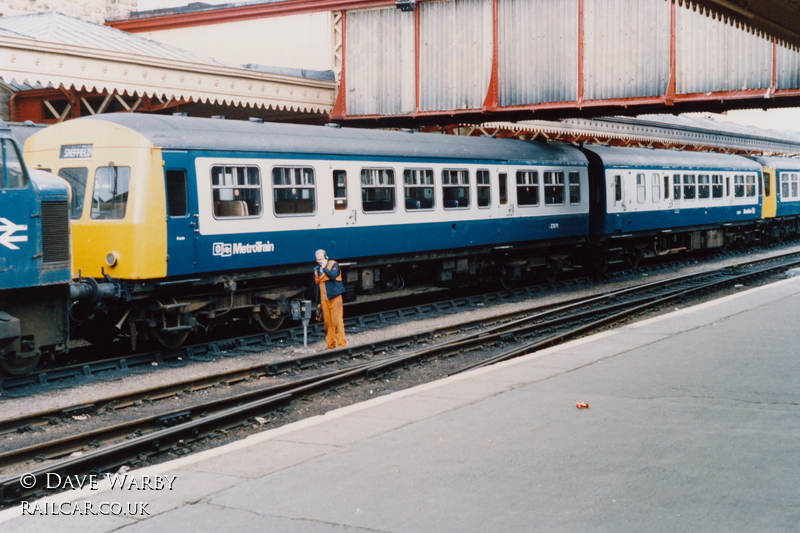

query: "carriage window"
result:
(698, 175), (710, 199)
(272, 167), (315, 216)
(361, 168), (395, 212)
(792, 173), (799, 198)
(544, 171), (565, 205)
(333, 170), (347, 210)
(673, 174), (681, 200)
(477, 169), (491, 208)
(763, 172), (771, 197)
(780, 173), (789, 198)
(91, 165), (131, 219)
(403, 168), (434, 210)
(636, 173), (646, 204)
(518, 171), (540, 206)
(663, 175), (669, 200)
(166, 170), (188, 217)
(683, 174), (696, 200)
(745, 174), (756, 197)
(0, 139), (26, 189)
(613, 175), (622, 203)
(569, 172), (581, 204)
(499, 173), (508, 205)
(712, 174), (723, 199)
(210, 165), (261, 218)
(734, 175), (745, 197)
(650, 173), (660, 203)
(442, 169), (470, 209)
(58, 167), (88, 219)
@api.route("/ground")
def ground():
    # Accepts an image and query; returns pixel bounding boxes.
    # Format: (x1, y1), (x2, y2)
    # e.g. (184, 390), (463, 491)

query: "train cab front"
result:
(1, 122), (72, 374)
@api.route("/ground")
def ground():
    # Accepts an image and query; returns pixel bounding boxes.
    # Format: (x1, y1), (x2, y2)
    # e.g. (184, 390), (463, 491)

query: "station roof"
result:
(0, 11), (336, 117)
(117, 0), (800, 49)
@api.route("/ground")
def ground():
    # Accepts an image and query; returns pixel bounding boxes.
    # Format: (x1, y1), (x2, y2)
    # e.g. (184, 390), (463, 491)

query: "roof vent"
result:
(249, 117), (264, 123)
(173, 113), (187, 117)
(325, 123), (342, 128)
(211, 115), (226, 120)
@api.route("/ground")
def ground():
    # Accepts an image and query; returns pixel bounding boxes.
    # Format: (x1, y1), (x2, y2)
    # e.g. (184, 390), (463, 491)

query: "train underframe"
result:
(1, 286), (70, 375)
(66, 216), (800, 353)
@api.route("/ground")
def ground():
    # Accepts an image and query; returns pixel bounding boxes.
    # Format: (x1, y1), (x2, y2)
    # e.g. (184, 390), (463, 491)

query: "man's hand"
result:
(318, 259), (328, 268)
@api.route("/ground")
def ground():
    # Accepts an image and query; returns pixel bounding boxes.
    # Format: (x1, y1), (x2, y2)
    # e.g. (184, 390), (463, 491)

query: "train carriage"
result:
(582, 145), (764, 268)
(23, 114), (590, 348)
(746, 155), (800, 240)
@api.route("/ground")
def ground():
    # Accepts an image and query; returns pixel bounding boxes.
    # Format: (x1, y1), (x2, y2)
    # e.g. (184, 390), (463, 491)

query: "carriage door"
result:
(332, 169), (356, 225)
(762, 170), (777, 218)
(612, 173), (625, 230)
(164, 156), (197, 273)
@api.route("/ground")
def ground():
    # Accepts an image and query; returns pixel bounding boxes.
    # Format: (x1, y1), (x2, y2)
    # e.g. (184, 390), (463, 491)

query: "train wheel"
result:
(153, 328), (189, 349)
(1, 353), (41, 375)
(254, 311), (285, 332)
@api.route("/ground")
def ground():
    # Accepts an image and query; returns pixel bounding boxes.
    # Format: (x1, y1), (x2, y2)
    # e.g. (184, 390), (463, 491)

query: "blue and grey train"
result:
(17, 114), (799, 354)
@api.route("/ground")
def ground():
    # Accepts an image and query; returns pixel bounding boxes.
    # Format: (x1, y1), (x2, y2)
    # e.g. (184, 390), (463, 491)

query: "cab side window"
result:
(91, 165), (131, 220)
(0, 139), (27, 189)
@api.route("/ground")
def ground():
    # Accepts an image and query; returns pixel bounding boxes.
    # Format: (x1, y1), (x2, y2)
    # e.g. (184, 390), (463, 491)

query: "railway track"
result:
(0, 250), (798, 507)
(0, 242), (783, 394)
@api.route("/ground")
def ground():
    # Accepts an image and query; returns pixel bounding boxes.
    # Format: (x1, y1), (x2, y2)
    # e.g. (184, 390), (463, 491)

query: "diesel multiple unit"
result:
(7, 114), (800, 369)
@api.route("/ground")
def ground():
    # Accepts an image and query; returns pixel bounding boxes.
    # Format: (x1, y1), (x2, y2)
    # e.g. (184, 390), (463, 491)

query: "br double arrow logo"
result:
(0, 217), (28, 250)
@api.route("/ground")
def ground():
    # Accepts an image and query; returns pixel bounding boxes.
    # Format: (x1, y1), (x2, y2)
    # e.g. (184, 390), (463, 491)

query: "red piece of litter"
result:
(575, 401), (590, 409)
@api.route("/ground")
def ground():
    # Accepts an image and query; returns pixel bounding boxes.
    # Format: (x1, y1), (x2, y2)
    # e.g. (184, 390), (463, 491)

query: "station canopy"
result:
(0, 11), (336, 123)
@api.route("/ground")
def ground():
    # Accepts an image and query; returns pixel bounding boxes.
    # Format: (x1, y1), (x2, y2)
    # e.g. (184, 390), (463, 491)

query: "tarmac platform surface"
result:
(2, 277), (799, 532)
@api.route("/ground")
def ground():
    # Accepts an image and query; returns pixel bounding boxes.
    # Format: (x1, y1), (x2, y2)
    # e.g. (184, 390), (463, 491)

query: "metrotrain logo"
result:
(213, 241), (275, 258)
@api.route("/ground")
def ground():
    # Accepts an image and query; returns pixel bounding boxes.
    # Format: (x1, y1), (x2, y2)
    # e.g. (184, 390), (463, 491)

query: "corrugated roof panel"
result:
(498, 0), (578, 106)
(0, 12), (235, 68)
(676, 5), (771, 94)
(346, 8), (415, 116)
(583, 0), (670, 101)
(419, 0), (493, 112)
(777, 43), (800, 90)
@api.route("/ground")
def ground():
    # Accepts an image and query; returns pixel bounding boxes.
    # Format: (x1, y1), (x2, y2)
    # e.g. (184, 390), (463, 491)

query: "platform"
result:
(2, 276), (799, 532)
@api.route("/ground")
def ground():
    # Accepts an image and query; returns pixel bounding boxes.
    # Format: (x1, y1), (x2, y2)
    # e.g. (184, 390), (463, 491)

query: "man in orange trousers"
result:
(314, 249), (347, 349)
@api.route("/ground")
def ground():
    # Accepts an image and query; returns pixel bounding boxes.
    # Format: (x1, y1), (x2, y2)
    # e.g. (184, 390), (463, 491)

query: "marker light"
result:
(106, 251), (120, 267)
